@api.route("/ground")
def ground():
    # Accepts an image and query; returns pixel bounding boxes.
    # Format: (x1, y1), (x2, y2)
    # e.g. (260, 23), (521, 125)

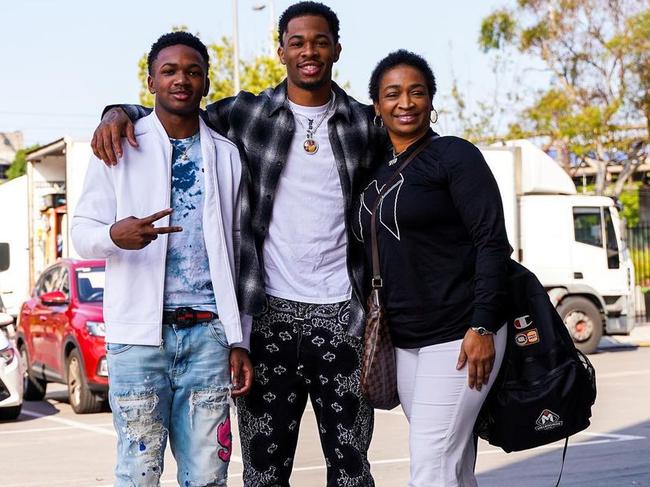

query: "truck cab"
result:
(481, 140), (635, 354)
(521, 195), (634, 352)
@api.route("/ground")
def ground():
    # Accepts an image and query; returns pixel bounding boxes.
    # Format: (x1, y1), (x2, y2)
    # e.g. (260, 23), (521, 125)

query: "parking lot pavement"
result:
(2, 347), (649, 486)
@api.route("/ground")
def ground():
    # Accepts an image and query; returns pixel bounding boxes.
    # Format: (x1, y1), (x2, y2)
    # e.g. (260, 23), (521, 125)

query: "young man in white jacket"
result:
(72, 32), (252, 487)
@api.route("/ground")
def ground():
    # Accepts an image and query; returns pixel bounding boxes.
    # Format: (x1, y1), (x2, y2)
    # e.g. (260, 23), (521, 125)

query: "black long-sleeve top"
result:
(352, 130), (510, 348)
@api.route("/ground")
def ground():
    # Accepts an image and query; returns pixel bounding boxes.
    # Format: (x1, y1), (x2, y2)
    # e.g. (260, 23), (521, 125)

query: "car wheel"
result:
(66, 349), (103, 414)
(19, 344), (47, 401)
(0, 405), (22, 420)
(557, 296), (603, 355)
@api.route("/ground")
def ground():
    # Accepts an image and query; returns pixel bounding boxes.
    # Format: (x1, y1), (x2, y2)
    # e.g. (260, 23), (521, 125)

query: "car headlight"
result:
(86, 321), (106, 337)
(0, 346), (15, 365)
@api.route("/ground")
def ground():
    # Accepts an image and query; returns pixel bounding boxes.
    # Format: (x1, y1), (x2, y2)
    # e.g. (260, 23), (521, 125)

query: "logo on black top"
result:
(513, 314), (533, 330)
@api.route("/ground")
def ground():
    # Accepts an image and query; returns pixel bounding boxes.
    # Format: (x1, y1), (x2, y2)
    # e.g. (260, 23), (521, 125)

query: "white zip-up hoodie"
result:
(71, 112), (251, 349)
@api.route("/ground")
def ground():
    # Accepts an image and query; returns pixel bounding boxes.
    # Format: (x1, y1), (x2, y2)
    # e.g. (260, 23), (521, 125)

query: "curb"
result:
(598, 338), (650, 349)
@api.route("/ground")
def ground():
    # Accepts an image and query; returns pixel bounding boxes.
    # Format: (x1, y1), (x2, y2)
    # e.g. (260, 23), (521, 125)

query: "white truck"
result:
(481, 140), (635, 353)
(0, 137), (91, 315)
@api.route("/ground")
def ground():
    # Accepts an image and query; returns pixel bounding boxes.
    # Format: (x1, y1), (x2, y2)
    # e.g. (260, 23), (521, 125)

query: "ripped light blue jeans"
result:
(106, 320), (232, 487)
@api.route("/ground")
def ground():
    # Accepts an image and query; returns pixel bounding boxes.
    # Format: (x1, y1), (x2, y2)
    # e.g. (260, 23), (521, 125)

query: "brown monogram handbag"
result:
(360, 137), (434, 410)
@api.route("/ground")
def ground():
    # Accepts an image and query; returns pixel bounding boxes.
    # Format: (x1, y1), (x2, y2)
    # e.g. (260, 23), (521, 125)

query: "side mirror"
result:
(0, 312), (13, 328)
(40, 291), (68, 306)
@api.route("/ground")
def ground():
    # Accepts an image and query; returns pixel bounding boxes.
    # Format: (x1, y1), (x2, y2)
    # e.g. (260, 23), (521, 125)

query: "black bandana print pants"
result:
(237, 295), (375, 487)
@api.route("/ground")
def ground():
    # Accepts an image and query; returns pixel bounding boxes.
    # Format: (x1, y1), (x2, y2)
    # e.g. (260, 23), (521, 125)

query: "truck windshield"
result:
(604, 208), (620, 269)
(76, 267), (105, 302)
(573, 207), (603, 248)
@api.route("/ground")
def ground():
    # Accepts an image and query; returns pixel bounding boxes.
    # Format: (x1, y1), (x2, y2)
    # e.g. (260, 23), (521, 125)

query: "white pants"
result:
(396, 326), (507, 487)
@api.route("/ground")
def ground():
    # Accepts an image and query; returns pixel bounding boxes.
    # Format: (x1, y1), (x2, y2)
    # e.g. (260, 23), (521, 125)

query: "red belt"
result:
(162, 307), (218, 327)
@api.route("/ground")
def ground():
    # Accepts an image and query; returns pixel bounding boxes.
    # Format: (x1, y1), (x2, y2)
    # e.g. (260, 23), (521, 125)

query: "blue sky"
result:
(0, 0), (521, 146)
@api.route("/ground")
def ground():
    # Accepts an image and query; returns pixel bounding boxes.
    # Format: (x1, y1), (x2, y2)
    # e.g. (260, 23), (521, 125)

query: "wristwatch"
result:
(470, 326), (494, 336)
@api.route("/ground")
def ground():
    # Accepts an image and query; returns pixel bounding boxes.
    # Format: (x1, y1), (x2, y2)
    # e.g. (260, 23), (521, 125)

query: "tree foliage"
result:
(446, 54), (525, 145)
(474, 0), (649, 196)
(204, 36), (286, 104)
(137, 27), (285, 108)
(6, 145), (40, 180)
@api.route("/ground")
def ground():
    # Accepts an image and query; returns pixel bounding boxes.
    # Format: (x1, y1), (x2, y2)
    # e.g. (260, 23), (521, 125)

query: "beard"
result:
(292, 70), (331, 91)
(297, 79), (327, 91)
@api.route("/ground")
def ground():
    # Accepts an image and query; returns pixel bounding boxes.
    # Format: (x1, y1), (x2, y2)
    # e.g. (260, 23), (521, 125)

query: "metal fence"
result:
(626, 224), (650, 321)
(627, 224), (650, 287)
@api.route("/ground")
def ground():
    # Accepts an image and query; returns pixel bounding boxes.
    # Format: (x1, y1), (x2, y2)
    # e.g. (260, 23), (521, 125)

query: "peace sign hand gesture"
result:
(109, 208), (182, 250)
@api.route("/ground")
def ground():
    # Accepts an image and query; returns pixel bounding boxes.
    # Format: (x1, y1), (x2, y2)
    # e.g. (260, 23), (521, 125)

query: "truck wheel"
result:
(557, 297), (603, 354)
(66, 349), (102, 414)
(19, 344), (47, 401)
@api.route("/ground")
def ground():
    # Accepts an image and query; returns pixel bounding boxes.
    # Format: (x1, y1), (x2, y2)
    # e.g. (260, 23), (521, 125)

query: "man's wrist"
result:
(101, 105), (124, 121)
(230, 346), (249, 353)
(108, 222), (126, 249)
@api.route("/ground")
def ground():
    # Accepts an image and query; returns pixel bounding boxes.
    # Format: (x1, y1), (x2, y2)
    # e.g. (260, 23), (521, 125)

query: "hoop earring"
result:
(373, 115), (384, 128)
(430, 107), (439, 124)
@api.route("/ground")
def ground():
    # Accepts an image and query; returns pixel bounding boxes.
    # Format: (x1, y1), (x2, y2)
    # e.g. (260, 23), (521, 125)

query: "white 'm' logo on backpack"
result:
(535, 409), (563, 431)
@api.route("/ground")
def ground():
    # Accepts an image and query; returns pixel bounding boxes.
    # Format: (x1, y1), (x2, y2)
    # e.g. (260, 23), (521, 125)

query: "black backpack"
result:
(475, 259), (597, 454)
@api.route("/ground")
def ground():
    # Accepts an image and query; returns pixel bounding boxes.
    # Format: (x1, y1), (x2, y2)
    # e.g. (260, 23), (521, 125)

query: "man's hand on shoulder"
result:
(91, 108), (138, 166)
(229, 347), (253, 397)
(109, 208), (182, 250)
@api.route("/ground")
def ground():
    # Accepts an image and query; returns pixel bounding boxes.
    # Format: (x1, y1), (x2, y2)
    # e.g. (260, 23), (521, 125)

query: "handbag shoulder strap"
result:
(370, 135), (437, 289)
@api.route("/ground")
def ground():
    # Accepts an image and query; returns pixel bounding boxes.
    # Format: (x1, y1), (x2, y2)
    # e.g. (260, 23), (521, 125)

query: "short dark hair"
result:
(278, 1), (340, 46)
(147, 31), (210, 75)
(368, 50), (437, 103)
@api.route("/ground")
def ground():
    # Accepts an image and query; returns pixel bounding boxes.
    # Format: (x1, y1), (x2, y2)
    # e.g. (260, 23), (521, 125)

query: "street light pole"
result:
(269, 0), (276, 35)
(253, 0), (276, 53)
(232, 0), (241, 95)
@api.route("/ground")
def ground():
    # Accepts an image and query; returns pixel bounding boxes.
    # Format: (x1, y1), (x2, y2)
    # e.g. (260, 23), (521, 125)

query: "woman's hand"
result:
(456, 329), (495, 391)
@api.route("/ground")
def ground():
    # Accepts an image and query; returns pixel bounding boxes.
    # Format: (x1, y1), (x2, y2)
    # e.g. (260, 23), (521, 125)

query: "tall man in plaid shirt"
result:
(93, 3), (383, 485)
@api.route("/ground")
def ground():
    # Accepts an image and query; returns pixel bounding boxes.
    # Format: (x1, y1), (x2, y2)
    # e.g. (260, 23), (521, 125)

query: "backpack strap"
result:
(555, 437), (569, 487)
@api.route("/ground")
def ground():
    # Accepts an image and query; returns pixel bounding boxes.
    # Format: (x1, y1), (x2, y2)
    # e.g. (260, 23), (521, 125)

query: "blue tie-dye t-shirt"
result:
(163, 133), (217, 312)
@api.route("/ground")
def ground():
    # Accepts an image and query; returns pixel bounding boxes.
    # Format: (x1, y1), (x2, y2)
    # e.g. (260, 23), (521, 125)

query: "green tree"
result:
(477, 0), (649, 196)
(138, 29), (285, 107)
(5, 145), (40, 180)
(619, 185), (640, 226)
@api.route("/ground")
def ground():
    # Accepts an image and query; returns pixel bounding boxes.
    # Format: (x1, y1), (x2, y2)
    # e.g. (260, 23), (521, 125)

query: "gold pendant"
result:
(303, 138), (319, 154)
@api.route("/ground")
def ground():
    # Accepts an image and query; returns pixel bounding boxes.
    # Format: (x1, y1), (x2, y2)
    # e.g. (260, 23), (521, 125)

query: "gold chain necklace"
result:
(291, 93), (335, 155)
(172, 133), (199, 162)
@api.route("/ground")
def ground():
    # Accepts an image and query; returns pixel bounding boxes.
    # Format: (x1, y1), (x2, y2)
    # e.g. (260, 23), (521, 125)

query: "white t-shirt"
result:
(263, 98), (352, 304)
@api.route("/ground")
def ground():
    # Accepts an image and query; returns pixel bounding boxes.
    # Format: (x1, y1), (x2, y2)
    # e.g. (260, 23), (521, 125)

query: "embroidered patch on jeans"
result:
(217, 416), (232, 462)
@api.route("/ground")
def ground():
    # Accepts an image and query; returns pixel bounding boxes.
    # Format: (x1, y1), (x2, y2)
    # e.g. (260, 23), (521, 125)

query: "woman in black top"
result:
(353, 50), (510, 486)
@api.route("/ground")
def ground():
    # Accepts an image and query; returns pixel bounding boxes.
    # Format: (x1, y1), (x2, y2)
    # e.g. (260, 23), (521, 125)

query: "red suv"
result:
(16, 259), (107, 413)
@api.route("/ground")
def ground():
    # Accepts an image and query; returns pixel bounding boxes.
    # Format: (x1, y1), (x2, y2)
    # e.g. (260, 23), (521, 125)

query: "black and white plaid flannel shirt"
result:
(117, 80), (384, 337)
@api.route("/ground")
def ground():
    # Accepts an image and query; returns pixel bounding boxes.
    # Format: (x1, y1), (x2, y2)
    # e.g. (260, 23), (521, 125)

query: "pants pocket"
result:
(106, 342), (133, 354)
(207, 320), (230, 348)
